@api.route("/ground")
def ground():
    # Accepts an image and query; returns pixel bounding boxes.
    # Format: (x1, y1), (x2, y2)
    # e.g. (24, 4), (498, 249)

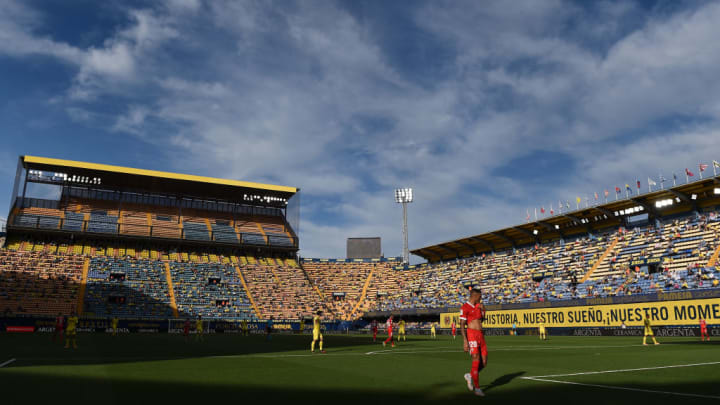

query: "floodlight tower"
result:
(394, 188), (413, 264)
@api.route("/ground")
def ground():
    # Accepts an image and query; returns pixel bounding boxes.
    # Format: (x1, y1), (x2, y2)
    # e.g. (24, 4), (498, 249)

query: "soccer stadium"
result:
(2, 1), (720, 404)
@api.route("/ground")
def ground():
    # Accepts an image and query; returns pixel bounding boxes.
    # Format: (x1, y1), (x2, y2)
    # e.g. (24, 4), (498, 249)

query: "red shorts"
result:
(701, 327), (708, 334)
(467, 329), (487, 357)
(184, 328), (189, 335)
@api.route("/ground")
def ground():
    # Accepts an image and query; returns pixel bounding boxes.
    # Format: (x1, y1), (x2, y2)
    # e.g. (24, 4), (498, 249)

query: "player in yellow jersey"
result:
(299, 318), (305, 335)
(538, 322), (547, 340)
(241, 319), (249, 336)
(64, 311), (79, 349)
(195, 315), (204, 342)
(111, 316), (119, 336)
(311, 310), (325, 353)
(642, 316), (659, 346)
(430, 322), (436, 339)
(397, 318), (406, 342)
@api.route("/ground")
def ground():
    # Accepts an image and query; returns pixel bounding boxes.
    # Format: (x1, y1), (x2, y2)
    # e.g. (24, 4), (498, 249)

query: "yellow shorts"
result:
(313, 330), (323, 340)
(66, 328), (77, 336)
(644, 327), (653, 336)
(539, 328), (546, 334)
(399, 329), (405, 334)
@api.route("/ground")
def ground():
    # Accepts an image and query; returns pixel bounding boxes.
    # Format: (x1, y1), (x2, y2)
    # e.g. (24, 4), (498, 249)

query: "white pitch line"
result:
(522, 377), (720, 400)
(0, 358), (16, 368)
(524, 361), (720, 378)
(365, 344), (644, 356)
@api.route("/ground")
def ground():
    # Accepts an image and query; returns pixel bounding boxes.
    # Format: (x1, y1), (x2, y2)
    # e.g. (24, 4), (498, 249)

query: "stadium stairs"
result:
(580, 237), (619, 282)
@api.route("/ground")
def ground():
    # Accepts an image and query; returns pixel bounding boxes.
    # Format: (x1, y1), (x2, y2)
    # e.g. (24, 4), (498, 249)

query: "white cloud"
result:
(3, 0), (720, 260)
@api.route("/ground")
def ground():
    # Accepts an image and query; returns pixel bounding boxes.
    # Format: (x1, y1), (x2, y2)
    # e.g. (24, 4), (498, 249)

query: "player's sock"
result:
(319, 341), (323, 351)
(643, 337), (647, 345)
(311, 340), (315, 352)
(471, 360), (480, 388)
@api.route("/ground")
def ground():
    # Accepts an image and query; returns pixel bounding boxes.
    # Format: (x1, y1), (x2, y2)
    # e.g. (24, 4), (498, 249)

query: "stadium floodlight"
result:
(395, 188), (413, 264)
(394, 188), (413, 203)
(554, 224), (560, 230)
(715, 188), (720, 195)
(691, 194), (697, 200)
(532, 229), (538, 235)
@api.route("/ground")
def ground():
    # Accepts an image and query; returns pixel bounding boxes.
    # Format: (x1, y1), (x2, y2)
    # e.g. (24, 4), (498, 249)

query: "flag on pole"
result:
(659, 173), (666, 190)
(540, 206), (545, 214)
(625, 184), (631, 198)
(713, 160), (720, 176)
(699, 163), (708, 179)
(673, 173), (677, 186)
(575, 196), (581, 209)
(615, 186), (621, 201)
(526, 209), (530, 223)
(648, 177), (656, 193)
(603, 189), (609, 203)
(550, 204), (554, 215)
(636, 180), (641, 194)
(685, 168), (694, 183)
(594, 192), (598, 201)
(566, 200), (570, 209)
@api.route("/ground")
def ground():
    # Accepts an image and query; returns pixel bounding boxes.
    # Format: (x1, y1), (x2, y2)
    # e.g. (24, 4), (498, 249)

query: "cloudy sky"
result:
(1, 0), (720, 260)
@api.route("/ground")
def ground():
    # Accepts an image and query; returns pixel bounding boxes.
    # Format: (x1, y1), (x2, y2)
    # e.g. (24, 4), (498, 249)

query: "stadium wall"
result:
(0, 317), (352, 334)
(439, 297), (720, 329)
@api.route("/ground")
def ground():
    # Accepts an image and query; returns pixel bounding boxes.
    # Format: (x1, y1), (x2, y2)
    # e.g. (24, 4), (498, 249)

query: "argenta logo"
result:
(572, 329), (602, 336)
(656, 328), (696, 337)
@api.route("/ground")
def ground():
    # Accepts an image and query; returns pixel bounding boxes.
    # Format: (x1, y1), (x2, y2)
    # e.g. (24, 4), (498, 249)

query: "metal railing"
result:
(10, 213), (297, 248)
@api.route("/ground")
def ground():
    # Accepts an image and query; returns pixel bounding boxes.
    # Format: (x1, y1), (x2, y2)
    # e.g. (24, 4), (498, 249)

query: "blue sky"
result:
(1, 0), (720, 260)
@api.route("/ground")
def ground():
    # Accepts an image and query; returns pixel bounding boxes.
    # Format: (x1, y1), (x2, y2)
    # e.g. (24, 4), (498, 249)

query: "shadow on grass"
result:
(483, 371), (526, 391)
(0, 332), (382, 367)
(0, 369), (716, 405)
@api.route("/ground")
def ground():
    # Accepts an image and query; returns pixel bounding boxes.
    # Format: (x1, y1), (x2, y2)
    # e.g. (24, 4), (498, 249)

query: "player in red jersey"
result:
(52, 313), (65, 342)
(461, 286), (487, 397)
(383, 315), (395, 347)
(183, 318), (191, 342)
(700, 319), (710, 341)
(451, 321), (457, 340)
(371, 320), (378, 342)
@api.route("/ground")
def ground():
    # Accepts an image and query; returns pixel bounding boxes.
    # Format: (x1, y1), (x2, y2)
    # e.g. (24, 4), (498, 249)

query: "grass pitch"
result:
(0, 332), (718, 404)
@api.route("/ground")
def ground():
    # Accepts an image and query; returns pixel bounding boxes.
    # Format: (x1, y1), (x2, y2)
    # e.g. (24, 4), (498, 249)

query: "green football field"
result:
(0, 332), (718, 404)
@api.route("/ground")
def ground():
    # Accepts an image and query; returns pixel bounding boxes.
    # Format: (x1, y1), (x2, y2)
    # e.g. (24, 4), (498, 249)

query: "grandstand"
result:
(366, 177), (720, 316)
(2, 155), (720, 325)
(2, 156), (303, 320)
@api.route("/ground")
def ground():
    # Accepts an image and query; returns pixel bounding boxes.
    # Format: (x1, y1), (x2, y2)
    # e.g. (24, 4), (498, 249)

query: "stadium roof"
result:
(412, 176), (720, 262)
(21, 156), (297, 204)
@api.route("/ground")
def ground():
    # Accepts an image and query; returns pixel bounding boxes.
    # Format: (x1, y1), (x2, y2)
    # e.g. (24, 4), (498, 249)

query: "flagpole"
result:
(534, 207), (537, 221)
(700, 165), (703, 180)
